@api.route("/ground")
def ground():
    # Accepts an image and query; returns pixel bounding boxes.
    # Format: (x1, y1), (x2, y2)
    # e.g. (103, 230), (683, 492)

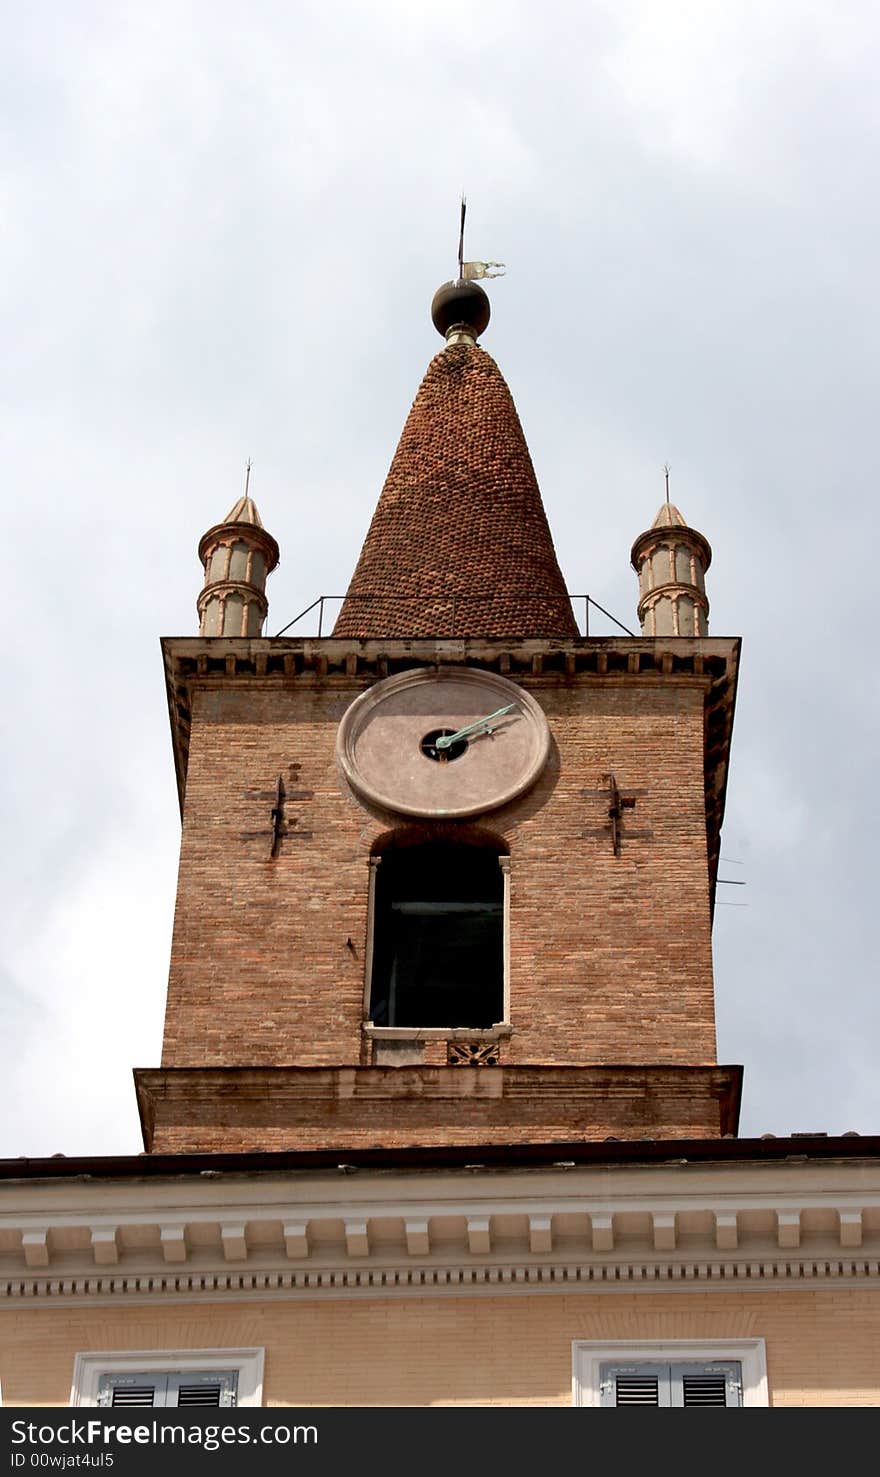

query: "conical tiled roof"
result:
(332, 341), (576, 639)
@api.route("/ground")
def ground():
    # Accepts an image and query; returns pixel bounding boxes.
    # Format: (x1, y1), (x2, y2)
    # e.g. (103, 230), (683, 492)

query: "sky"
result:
(1, 0), (878, 1157)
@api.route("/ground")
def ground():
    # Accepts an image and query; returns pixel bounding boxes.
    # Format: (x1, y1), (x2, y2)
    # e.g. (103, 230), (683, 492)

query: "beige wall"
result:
(2, 1288), (879, 1407)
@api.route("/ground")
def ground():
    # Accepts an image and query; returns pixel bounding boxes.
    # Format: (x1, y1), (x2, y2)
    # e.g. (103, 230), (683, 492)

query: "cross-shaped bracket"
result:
(240, 766), (314, 859)
(581, 773), (651, 856)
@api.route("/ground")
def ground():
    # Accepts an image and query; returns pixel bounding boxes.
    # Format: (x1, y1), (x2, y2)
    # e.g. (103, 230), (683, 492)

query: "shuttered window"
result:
(97, 1370), (238, 1407)
(600, 1361), (742, 1408)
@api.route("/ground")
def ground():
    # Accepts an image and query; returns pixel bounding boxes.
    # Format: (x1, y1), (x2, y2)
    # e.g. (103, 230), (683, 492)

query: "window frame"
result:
(572, 1340), (768, 1408)
(70, 1349), (264, 1408)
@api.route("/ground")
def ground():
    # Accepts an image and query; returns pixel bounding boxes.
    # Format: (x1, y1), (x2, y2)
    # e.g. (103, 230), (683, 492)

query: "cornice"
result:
(4, 1257), (879, 1307)
(134, 1063), (742, 1153)
(2, 1158), (877, 1306)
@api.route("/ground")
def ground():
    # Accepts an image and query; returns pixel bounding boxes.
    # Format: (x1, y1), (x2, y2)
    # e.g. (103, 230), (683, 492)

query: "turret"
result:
(631, 498), (711, 637)
(196, 482), (279, 638)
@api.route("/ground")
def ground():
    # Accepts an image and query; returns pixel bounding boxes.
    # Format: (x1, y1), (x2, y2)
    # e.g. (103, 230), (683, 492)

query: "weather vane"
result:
(456, 195), (505, 283)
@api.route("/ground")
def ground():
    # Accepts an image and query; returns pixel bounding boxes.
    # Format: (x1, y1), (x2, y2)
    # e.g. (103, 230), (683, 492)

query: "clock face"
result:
(336, 666), (551, 819)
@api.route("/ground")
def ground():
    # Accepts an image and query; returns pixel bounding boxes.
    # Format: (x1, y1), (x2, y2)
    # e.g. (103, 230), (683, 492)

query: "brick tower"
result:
(8, 264), (879, 1419)
(137, 279), (740, 1154)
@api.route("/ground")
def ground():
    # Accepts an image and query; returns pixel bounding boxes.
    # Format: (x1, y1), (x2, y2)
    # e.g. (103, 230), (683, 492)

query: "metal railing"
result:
(274, 593), (635, 639)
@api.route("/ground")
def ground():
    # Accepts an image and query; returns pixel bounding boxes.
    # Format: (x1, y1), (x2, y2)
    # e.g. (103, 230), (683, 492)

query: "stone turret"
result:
(197, 489), (279, 637)
(631, 500), (712, 637)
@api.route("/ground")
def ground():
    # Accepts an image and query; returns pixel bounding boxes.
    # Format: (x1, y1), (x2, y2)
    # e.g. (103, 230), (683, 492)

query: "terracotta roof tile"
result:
(333, 342), (576, 639)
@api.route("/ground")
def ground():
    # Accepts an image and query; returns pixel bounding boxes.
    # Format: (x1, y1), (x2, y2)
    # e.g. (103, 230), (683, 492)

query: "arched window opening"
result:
(369, 842), (505, 1029)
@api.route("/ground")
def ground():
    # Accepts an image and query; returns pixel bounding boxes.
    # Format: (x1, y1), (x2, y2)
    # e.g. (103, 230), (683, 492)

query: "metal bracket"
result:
(581, 773), (650, 856)
(269, 774), (285, 859)
(239, 768), (314, 857)
(606, 772), (635, 856)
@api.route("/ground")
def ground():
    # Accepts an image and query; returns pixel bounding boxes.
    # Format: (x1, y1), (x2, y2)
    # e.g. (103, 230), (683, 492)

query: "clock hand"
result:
(434, 704), (517, 750)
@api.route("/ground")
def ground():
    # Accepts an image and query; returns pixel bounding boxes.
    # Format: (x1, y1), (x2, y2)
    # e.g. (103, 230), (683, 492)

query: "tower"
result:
(137, 280), (740, 1154)
(4, 263), (878, 1416)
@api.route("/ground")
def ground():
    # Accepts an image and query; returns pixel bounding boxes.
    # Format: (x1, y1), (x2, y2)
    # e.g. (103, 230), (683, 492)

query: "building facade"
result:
(1, 276), (878, 1409)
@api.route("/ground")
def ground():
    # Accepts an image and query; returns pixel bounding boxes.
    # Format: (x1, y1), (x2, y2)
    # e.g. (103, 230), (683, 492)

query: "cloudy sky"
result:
(2, 1), (878, 1157)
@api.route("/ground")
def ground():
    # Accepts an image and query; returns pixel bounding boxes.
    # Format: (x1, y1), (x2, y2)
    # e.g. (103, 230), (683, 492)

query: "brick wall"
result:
(162, 671), (717, 1074)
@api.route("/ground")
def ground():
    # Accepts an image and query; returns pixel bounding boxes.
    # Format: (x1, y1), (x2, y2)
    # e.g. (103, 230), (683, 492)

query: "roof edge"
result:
(2, 1132), (877, 1184)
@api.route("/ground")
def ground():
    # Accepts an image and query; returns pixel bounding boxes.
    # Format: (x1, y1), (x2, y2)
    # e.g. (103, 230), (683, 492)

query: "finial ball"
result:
(431, 279), (491, 340)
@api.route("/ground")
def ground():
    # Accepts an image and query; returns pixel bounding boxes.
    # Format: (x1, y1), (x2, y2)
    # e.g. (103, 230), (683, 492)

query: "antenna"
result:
(458, 195), (466, 281)
(663, 462), (671, 504)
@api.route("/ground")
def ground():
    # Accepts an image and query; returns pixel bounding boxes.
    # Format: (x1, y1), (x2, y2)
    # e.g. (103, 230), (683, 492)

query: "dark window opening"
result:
(369, 843), (504, 1029)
